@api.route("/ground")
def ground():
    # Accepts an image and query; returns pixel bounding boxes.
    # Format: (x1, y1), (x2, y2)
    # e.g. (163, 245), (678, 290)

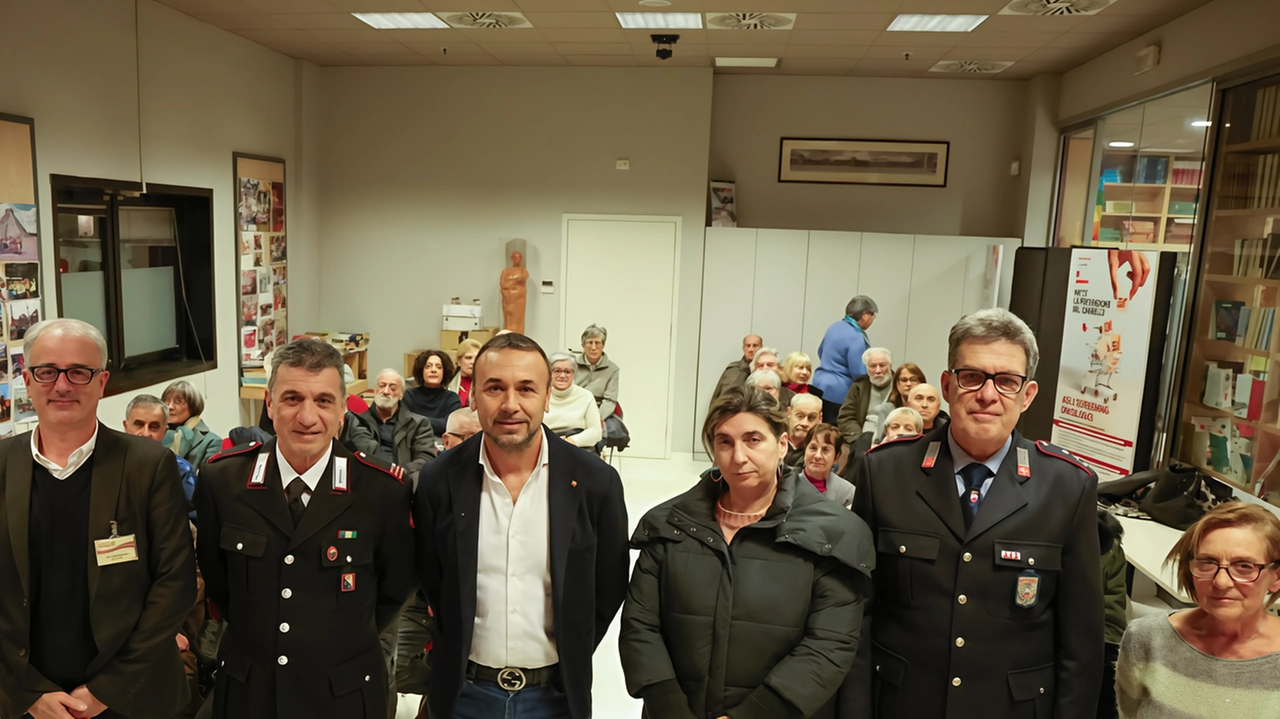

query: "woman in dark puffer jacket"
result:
(620, 385), (875, 719)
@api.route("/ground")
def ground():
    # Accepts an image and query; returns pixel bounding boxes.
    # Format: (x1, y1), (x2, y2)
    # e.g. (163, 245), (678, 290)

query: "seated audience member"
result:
(747, 368), (781, 403)
(1099, 510), (1127, 719)
(162, 379), (222, 467)
(360, 368), (438, 485)
(440, 408), (481, 450)
(835, 347), (893, 447)
(783, 394), (823, 468)
(1117, 504), (1280, 718)
(447, 338), (482, 408)
(906, 383), (948, 432)
(877, 406), (923, 444)
(403, 349), (462, 435)
(752, 346), (794, 407)
(782, 351), (823, 399)
(338, 408), (380, 457)
(801, 423), (855, 510)
(545, 353), (603, 449)
(620, 386), (873, 719)
(868, 362), (927, 441)
(125, 394), (199, 520)
(576, 324), (621, 417)
(712, 334), (762, 401)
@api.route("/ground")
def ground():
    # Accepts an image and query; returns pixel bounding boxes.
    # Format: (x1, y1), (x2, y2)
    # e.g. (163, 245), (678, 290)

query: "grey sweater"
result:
(1116, 612), (1280, 718)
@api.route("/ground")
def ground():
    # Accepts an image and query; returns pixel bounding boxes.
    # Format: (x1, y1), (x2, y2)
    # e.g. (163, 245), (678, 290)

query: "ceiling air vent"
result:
(999, 0), (1116, 16)
(929, 60), (1016, 74)
(705, 12), (796, 30)
(440, 12), (532, 29)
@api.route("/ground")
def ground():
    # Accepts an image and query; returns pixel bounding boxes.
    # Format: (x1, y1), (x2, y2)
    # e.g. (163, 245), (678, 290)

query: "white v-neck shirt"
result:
(31, 425), (99, 480)
(470, 432), (556, 670)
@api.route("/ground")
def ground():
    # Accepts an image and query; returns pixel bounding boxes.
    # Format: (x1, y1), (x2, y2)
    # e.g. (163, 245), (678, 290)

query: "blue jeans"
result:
(453, 678), (572, 719)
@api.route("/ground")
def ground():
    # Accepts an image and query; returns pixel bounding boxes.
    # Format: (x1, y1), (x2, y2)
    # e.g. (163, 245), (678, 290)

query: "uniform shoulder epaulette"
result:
(208, 441), (261, 463)
(1034, 440), (1093, 475)
(867, 433), (926, 453)
(353, 451), (406, 483)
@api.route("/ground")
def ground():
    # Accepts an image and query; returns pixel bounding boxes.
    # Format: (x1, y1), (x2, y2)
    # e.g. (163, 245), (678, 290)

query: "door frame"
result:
(560, 213), (683, 459)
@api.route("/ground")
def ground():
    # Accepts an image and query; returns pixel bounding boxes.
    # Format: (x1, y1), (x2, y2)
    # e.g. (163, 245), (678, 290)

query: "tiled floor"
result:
(395, 451), (707, 719)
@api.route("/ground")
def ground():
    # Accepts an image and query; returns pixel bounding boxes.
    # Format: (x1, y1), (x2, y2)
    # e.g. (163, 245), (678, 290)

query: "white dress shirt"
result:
(31, 424), (99, 480)
(470, 433), (557, 670)
(276, 443), (332, 507)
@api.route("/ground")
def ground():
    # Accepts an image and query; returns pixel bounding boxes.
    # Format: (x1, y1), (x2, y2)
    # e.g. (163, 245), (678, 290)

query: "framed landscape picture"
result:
(778, 138), (949, 187)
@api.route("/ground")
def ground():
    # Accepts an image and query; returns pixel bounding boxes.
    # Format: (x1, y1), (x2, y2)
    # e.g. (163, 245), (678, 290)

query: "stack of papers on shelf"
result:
(242, 367), (267, 386)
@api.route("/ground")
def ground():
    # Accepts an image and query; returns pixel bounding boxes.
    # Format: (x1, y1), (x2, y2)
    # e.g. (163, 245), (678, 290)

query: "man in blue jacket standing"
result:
(812, 295), (878, 424)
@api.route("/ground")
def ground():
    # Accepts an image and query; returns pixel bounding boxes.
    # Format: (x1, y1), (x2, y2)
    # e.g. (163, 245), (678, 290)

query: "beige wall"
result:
(709, 75), (1029, 238)
(1060, 0), (1280, 124)
(315, 67), (713, 451)
(0, 0), (305, 435)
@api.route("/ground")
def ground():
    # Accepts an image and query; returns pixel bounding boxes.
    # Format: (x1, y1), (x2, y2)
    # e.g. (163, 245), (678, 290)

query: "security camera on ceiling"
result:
(651, 34), (679, 60)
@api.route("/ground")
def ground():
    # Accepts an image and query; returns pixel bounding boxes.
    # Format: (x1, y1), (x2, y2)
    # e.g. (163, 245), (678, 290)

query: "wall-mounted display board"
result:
(0, 113), (41, 438)
(233, 154), (286, 400)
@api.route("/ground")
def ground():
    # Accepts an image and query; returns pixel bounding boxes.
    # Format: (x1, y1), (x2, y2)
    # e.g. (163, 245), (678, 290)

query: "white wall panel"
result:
(751, 229), (810, 359)
(802, 231), (862, 361)
(857, 234), (915, 369)
(694, 227), (758, 447)
(905, 236), (973, 389)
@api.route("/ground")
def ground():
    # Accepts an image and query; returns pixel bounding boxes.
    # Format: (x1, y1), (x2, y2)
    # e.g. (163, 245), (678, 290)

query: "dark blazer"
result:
(195, 439), (416, 719)
(358, 403), (438, 484)
(414, 426), (629, 719)
(852, 426), (1103, 719)
(836, 375), (873, 445)
(0, 425), (197, 719)
(711, 357), (750, 402)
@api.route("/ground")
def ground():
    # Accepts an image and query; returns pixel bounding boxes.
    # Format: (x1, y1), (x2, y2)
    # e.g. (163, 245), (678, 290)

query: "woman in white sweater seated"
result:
(1116, 502), (1280, 718)
(546, 352), (603, 449)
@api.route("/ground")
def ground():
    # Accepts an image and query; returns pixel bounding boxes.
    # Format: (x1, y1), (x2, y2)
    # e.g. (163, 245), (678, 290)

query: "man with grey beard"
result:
(837, 347), (894, 447)
(359, 368), (438, 487)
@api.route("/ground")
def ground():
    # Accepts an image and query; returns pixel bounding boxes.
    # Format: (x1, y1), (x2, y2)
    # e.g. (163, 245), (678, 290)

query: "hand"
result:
(27, 693), (87, 719)
(67, 686), (107, 718)
(176, 632), (190, 652)
(1108, 249), (1151, 301)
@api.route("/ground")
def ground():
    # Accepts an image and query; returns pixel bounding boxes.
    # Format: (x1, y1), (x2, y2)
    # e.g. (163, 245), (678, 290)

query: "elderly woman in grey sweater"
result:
(575, 323), (620, 417)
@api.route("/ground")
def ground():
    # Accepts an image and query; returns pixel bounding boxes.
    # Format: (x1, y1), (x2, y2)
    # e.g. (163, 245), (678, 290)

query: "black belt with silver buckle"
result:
(466, 661), (559, 691)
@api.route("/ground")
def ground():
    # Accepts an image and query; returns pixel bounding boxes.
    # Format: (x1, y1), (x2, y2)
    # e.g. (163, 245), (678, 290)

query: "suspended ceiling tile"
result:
(632, 54), (712, 66)
(512, 0), (611, 12)
(432, 53), (505, 63)
(781, 58), (858, 70)
(706, 44), (790, 57)
(782, 44), (869, 59)
(941, 45), (1034, 61)
(621, 29), (708, 44)
(788, 30), (880, 45)
(996, 60), (1075, 79)
(1044, 31), (1140, 49)
(354, 53), (439, 64)
(565, 54), (639, 65)
(196, 14), (292, 30)
(792, 13), (895, 31)
(239, 0), (343, 13)
(457, 27), (549, 41)
(496, 53), (573, 64)
(381, 28), (470, 42)
(324, 0), (430, 9)
(305, 27), (395, 42)
(235, 28), (317, 42)
(157, 0), (258, 14)
(268, 12), (368, 28)
(900, 0), (1005, 12)
(870, 31), (969, 47)
(330, 41), (417, 53)
(522, 12), (620, 28)
(255, 39), (344, 53)
(419, 0), (523, 10)
(631, 42), (709, 56)
(479, 41), (562, 53)
(954, 31), (1059, 48)
(854, 57), (945, 72)
(799, 0), (902, 12)
(403, 40), (489, 54)
(553, 42), (632, 54)
(861, 45), (950, 61)
(708, 30), (794, 44)
(973, 15), (1088, 33)
(297, 53), (367, 65)
(1104, 0), (1211, 15)
(538, 28), (626, 43)
(1072, 13), (1176, 33)
(1020, 45), (1098, 64)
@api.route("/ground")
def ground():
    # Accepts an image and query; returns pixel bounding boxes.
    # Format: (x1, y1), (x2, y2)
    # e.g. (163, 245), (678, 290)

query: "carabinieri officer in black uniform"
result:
(196, 339), (416, 719)
(853, 308), (1103, 719)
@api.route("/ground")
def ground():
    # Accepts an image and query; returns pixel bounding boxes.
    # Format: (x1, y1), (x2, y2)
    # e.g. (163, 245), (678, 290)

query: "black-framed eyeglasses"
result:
(1189, 558), (1279, 583)
(30, 365), (103, 386)
(950, 368), (1028, 396)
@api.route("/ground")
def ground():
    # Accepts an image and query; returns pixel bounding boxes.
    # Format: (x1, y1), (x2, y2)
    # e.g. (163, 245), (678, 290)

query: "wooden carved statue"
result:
(500, 250), (529, 334)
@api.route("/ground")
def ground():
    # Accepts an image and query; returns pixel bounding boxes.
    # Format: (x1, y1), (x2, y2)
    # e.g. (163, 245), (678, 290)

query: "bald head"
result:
(787, 393), (822, 445)
(443, 408), (481, 450)
(742, 334), (763, 362)
(907, 383), (941, 428)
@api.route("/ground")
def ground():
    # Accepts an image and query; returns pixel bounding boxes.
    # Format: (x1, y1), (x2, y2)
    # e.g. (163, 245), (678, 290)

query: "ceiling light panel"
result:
(352, 13), (450, 29)
(615, 12), (702, 29)
(716, 57), (778, 67)
(887, 14), (989, 32)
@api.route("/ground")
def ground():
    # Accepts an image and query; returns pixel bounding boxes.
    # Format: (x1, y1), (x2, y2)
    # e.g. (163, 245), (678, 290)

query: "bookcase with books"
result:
(1096, 151), (1203, 248)
(1176, 72), (1280, 499)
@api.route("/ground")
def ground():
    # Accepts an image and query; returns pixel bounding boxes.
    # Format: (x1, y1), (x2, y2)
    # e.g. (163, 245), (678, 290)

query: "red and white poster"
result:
(1051, 249), (1158, 482)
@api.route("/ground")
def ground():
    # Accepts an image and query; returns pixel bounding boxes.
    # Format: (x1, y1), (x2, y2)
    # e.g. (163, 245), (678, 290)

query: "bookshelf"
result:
(1097, 151), (1203, 248)
(1175, 73), (1280, 498)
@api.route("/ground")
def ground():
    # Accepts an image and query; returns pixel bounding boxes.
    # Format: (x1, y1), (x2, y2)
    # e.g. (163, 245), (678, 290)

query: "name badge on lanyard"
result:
(332, 457), (349, 493)
(1017, 447), (1031, 478)
(247, 452), (270, 489)
(922, 442), (941, 469)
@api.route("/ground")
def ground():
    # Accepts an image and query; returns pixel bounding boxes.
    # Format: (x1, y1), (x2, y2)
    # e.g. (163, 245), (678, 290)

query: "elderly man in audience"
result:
(163, 379), (222, 468)
(783, 393), (823, 468)
(907, 383), (949, 432)
(878, 406), (923, 444)
(751, 346), (795, 407)
(576, 323), (621, 419)
(546, 353), (604, 450)
(836, 347), (893, 447)
(712, 334), (762, 401)
(441, 408), (481, 451)
(125, 394), (200, 520)
(747, 368), (781, 404)
(802, 423), (856, 509)
(360, 368), (438, 486)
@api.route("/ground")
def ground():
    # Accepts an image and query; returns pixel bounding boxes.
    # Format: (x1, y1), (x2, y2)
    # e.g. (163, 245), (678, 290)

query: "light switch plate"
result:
(616, 159), (630, 170)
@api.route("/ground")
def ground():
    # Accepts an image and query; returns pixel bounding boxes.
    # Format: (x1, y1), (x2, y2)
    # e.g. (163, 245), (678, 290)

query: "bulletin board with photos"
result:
(0, 113), (41, 438)
(234, 154), (287, 397)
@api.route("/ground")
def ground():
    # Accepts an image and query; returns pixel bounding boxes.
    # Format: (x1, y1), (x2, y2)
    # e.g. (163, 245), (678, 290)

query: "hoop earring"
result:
(711, 468), (723, 483)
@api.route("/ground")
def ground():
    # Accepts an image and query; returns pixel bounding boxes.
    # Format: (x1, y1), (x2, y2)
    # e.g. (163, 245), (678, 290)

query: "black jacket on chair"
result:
(0, 426), (197, 719)
(414, 426), (630, 719)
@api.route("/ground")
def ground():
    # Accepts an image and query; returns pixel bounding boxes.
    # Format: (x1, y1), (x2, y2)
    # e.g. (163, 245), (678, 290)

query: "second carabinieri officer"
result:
(196, 338), (416, 719)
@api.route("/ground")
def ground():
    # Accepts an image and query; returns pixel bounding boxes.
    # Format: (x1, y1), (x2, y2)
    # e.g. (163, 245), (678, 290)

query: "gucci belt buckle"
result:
(497, 667), (527, 691)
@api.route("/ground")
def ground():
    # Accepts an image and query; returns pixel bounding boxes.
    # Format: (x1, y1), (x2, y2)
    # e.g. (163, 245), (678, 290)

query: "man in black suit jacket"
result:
(853, 308), (1102, 718)
(415, 333), (629, 719)
(0, 319), (196, 719)
(195, 339), (416, 719)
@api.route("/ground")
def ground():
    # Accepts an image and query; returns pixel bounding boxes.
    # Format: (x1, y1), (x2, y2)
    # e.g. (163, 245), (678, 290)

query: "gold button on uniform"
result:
(957, 594), (967, 605)
(952, 677), (962, 687)
(955, 637), (965, 647)
(899, 546), (907, 554)
(284, 555), (294, 565)
(962, 552), (972, 562)
(1029, 558), (1036, 566)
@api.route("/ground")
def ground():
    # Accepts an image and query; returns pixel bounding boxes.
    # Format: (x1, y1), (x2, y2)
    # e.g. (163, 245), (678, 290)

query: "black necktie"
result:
(286, 477), (310, 528)
(959, 464), (993, 529)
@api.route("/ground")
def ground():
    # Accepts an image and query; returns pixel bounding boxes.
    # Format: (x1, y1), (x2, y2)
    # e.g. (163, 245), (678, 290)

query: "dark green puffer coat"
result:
(620, 469), (875, 719)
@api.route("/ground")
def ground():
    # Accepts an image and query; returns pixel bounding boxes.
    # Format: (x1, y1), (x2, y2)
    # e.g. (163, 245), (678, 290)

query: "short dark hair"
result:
(413, 350), (456, 387)
(474, 333), (551, 388)
(269, 338), (346, 396)
(701, 384), (787, 455)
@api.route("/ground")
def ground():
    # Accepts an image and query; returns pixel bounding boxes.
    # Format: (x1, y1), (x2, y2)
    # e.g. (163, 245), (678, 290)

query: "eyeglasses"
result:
(1189, 558), (1279, 583)
(30, 365), (103, 385)
(551, 369), (575, 377)
(950, 368), (1028, 396)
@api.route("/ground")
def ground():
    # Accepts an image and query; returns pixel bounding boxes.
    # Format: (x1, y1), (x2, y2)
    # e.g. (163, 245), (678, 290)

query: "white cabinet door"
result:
(694, 227), (758, 449)
(752, 229), (810, 362)
(803, 231), (862, 362)
(858, 234), (915, 369)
